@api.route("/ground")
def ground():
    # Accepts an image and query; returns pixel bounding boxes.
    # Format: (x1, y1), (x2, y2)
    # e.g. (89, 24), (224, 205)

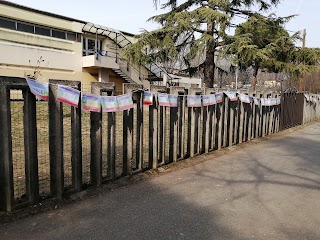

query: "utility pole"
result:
(299, 29), (307, 91)
(302, 29), (306, 48)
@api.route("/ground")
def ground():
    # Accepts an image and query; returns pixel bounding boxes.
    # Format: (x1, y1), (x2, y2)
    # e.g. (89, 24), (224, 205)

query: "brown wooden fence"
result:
(280, 93), (304, 130)
(0, 77), (315, 212)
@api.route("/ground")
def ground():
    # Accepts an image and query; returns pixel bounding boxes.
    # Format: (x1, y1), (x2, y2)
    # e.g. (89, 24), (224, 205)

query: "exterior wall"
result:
(0, 3), (83, 83)
(0, 4), (82, 33)
(0, 2), (152, 91)
(109, 74), (126, 95)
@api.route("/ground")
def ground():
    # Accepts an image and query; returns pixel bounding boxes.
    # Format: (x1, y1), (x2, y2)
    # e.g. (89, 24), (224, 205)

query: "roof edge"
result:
(0, 0), (86, 23)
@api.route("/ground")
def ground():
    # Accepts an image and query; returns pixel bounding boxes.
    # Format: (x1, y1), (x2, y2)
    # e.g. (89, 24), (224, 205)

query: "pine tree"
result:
(224, 14), (320, 90)
(123, 0), (281, 87)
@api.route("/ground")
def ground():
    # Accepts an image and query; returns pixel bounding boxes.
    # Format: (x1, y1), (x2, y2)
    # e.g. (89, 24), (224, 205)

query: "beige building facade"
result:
(0, 1), (163, 95)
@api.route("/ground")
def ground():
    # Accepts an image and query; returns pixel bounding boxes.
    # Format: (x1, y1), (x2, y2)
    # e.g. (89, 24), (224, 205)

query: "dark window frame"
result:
(0, 16), (81, 42)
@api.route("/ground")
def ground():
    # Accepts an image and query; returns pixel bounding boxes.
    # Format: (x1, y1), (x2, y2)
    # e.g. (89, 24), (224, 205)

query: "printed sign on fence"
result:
(57, 85), (80, 107)
(143, 91), (153, 105)
(158, 93), (169, 107)
(263, 98), (272, 106)
(101, 96), (118, 112)
(187, 95), (202, 107)
(253, 97), (260, 105)
(158, 93), (178, 107)
(224, 91), (238, 101)
(202, 95), (211, 107)
(168, 94), (178, 107)
(82, 93), (101, 112)
(276, 97), (281, 105)
(270, 98), (277, 106)
(26, 78), (49, 101)
(215, 93), (223, 103)
(209, 94), (216, 105)
(117, 94), (134, 111)
(238, 93), (251, 104)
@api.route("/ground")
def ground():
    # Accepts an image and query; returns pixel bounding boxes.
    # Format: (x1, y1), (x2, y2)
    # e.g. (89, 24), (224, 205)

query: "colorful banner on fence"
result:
(26, 78), (49, 101)
(143, 91), (153, 105)
(209, 94), (217, 105)
(202, 95), (211, 107)
(253, 97), (260, 106)
(57, 85), (80, 107)
(187, 95), (202, 107)
(101, 96), (118, 112)
(168, 94), (178, 107)
(158, 93), (169, 107)
(224, 92), (238, 101)
(158, 93), (178, 107)
(238, 93), (251, 104)
(117, 94), (134, 111)
(261, 98), (279, 106)
(215, 93), (223, 103)
(82, 93), (101, 112)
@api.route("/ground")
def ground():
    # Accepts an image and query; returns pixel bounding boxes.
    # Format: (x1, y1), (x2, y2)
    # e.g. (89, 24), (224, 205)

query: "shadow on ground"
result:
(1, 123), (320, 240)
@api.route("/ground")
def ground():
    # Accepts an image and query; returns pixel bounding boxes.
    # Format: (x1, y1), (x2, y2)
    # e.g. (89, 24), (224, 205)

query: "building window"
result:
(52, 30), (66, 39)
(67, 32), (76, 41)
(0, 16), (80, 42)
(0, 18), (16, 30)
(17, 22), (34, 33)
(35, 26), (51, 36)
(83, 37), (102, 56)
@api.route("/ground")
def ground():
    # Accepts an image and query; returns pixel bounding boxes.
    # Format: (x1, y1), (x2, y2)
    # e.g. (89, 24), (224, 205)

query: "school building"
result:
(0, 1), (168, 94)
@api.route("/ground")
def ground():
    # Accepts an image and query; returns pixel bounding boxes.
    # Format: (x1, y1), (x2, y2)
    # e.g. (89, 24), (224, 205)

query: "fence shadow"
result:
(0, 180), (248, 240)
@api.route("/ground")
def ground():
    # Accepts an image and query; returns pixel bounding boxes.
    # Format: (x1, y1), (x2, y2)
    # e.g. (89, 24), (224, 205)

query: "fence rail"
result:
(0, 76), (319, 212)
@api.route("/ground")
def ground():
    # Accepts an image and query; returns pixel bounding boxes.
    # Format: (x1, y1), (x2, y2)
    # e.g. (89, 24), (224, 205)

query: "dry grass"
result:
(10, 99), (177, 201)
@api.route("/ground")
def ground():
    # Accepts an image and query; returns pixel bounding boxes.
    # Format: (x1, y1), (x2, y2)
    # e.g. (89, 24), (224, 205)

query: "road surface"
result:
(1, 123), (320, 240)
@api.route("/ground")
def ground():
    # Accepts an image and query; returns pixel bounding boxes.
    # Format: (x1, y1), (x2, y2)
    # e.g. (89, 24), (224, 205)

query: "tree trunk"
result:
(204, 21), (215, 88)
(252, 66), (259, 91)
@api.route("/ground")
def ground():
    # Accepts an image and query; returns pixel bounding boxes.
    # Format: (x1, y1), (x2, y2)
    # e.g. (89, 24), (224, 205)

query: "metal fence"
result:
(0, 76), (316, 212)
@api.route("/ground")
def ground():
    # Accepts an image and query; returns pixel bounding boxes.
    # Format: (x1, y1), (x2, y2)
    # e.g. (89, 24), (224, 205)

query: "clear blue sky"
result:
(8, 0), (320, 47)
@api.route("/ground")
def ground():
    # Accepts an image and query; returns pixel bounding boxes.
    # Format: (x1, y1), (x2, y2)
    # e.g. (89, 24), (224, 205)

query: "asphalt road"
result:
(1, 123), (320, 240)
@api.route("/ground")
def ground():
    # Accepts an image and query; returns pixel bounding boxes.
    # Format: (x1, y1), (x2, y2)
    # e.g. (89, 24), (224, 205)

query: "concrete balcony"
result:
(82, 55), (119, 69)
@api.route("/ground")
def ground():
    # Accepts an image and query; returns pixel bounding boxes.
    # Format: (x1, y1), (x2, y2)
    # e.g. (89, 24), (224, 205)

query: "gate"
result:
(280, 93), (304, 130)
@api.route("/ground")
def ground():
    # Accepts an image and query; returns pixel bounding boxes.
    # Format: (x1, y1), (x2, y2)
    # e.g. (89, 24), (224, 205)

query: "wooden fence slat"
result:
(149, 86), (166, 169)
(159, 105), (166, 164)
(170, 87), (185, 162)
(229, 101), (235, 147)
(71, 82), (82, 192)
(0, 83), (14, 212)
(186, 88), (202, 157)
(178, 95), (186, 159)
(49, 79), (82, 197)
(90, 82), (115, 186)
(49, 83), (64, 199)
(123, 84), (143, 174)
(217, 95), (224, 151)
(223, 94), (229, 148)
(23, 88), (39, 205)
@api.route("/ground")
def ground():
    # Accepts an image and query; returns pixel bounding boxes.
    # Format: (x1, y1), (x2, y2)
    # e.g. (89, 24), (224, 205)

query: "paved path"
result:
(1, 123), (320, 240)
